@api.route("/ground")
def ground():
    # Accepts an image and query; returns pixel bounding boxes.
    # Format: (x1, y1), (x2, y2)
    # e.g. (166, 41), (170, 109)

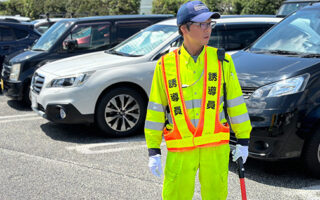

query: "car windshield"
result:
(277, 2), (310, 16)
(32, 21), (72, 51)
(112, 24), (178, 56)
(249, 9), (320, 55)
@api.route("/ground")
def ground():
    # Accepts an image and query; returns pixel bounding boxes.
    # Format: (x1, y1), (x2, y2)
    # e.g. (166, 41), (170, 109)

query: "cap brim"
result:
(190, 12), (220, 22)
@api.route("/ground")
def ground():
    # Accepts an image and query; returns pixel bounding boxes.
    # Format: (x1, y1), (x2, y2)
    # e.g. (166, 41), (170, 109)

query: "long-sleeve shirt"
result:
(145, 45), (252, 156)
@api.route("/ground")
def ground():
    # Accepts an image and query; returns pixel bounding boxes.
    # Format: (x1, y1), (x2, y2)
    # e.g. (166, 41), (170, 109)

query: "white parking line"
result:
(0, 113), (37, 119)
(0, 117), (43, 123)
(66, 142), (166, 154)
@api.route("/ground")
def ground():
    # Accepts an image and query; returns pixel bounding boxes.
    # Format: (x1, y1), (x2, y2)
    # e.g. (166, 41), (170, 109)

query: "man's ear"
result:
(180, 25), (188, 35)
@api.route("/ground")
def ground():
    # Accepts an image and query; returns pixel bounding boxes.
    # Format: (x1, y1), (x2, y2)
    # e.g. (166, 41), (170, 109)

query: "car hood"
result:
(232, 50), (320, 88)
(40, 51), (141, 76)
(8, 50), (44, 63)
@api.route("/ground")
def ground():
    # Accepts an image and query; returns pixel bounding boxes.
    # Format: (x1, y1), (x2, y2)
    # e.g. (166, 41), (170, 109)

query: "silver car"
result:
(30, 16), (281, 137)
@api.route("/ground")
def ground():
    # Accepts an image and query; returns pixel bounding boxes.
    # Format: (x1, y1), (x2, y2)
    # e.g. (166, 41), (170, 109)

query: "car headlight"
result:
(9, 63), (21, 81)
(251, 73), (310, 98)
(48, 71), (94, 88)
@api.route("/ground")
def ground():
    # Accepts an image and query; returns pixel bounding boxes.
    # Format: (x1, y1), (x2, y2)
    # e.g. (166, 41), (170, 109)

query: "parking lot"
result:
(0, 93), (319, 200)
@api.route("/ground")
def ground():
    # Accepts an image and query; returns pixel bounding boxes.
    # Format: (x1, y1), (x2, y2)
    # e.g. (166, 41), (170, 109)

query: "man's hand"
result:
(148, 154), (163, 177)
(232, 144), (249, 163)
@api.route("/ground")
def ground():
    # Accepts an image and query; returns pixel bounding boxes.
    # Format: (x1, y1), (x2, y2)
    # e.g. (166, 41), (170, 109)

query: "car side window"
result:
(115, 20), (151, 43)
(153, 37), (184, 61)
(0, 26), (15, 42)
(13, 28), (29, 40)
(208, 28), (224, 49)
(225, 27), (268, 51)
(63, 23), (111, 51)
(36, 24), (51, 34)
(209, 26), (271, 51)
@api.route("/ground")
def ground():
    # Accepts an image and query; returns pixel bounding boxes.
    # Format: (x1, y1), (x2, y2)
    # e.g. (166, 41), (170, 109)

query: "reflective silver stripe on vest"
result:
(166, 112), (173, 124)
(230, 113), (250, 124)
(220, 96), (224, 105)
(190, 118), (199, 127)
(185, 99), (202, 109)
(219, 110), (226, 121)
(227, 95), (245, 108)
(147, 102), (165, 112)
(145, 120), (164, 131)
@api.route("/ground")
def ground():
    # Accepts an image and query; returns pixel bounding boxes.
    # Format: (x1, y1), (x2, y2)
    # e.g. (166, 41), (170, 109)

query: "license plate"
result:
(0, 79), (3, 90)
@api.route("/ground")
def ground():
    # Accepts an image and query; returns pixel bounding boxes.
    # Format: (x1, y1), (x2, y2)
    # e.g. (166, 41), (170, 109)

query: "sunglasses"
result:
(187, 21), (216, 30)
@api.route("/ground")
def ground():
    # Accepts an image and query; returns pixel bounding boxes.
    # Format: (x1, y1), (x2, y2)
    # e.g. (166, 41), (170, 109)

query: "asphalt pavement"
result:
(0, 93), (319, 200)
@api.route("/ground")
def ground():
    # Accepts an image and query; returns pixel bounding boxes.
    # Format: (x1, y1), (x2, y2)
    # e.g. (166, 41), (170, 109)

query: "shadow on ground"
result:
(40, 122), (145, 145)
(7, 99), (31, 111)
(228, 156), (319, 189)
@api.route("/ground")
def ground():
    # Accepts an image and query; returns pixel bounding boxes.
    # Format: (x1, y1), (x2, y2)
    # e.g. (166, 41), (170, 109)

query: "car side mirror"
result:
(169, 47), (179, 52)
(63, 40), (78, 52)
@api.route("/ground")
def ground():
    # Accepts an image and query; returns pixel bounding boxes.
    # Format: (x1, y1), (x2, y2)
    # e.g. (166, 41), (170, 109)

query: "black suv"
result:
(1, 14), (173, 102)
(0, 21), (40, 87)
(233, 3), (320, 178)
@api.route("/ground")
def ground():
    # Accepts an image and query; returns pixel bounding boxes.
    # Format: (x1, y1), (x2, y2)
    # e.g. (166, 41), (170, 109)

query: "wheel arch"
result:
(94, 81), (149, 121)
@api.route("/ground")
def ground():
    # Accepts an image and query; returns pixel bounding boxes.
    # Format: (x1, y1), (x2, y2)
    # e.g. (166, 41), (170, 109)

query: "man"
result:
(144, 1), (252, 199)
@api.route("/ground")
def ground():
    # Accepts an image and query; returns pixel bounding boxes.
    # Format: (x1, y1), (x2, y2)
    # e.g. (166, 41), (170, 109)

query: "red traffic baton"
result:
(236, 157), (247, 200)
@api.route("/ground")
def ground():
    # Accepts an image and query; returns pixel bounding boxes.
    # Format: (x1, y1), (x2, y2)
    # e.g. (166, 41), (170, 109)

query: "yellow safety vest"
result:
(161, 46), (230, 151)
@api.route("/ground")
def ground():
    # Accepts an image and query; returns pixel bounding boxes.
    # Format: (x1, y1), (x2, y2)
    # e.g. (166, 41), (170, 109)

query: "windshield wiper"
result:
(31, 48), (45, 51)
(105, 49), (127, 56)
(300, 54), (320, 58)
(105, 49), (142, 57)
(265, 50), (301, 55)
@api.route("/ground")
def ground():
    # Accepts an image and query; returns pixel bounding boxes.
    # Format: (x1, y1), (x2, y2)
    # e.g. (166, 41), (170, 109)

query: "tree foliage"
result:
(1, 0), (140, 19)
(152, 0), (284, 15)
(240, 0), (283, 15)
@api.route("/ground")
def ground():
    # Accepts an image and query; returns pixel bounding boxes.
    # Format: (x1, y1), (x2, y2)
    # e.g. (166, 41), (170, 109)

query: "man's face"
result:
(182, 19), (213, 46)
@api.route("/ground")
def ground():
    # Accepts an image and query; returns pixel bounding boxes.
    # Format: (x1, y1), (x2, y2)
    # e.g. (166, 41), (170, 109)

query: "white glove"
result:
(148, 154), (163, 177)
(232, 144), (249, 164)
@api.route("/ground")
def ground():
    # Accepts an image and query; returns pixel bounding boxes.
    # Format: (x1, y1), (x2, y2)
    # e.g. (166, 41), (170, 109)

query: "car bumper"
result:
(2, 78), (24, 100)
(32, 102), (94, 124)
(230, 107), (305, 160)
(30, 83), (97, 124)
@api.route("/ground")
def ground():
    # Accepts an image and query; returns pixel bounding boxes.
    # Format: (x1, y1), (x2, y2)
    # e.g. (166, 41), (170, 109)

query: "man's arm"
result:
(224, 54), (252, 145)
(145, 59), (168, 156)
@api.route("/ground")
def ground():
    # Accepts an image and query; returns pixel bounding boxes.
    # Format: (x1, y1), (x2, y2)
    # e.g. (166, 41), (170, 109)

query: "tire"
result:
(303, 130), (320, 179)
(95, 87), (147, 137)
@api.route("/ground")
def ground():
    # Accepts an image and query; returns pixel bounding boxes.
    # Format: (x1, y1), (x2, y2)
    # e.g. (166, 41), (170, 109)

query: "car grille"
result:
(1, 63), (11, 79)
(242, 87), (256, 99)
(31, 73), (45, 94)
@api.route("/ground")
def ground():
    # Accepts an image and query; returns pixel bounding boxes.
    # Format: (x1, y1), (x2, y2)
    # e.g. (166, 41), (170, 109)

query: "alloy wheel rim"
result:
(104, 94), (140, 132)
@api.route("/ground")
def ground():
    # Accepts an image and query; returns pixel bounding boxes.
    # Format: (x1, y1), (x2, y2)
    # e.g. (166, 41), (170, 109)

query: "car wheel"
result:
(303, 130), (320, 178)
(96, 87), (147, 137)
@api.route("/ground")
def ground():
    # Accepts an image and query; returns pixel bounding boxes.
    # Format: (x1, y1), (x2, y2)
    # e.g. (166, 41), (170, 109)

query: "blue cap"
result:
(177, 1), (220, 25)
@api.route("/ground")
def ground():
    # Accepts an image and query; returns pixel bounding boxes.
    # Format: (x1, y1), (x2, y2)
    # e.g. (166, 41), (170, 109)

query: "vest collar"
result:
(180, 43), (206, 64)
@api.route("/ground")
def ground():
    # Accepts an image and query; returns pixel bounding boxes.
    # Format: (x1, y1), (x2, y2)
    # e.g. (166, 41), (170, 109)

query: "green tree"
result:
(241, 0), (283, 14)
(44, 0), (67, 16)
(107, 0), (140, 15)
(23, 0), (45, 19)
(4, 0), (25, 16)
(152, 0), (187, 15)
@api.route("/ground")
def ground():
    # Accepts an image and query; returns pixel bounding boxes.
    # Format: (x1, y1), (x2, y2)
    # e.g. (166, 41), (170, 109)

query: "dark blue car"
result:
(232, 3), (320, 178)
(0, 21), (40, 89)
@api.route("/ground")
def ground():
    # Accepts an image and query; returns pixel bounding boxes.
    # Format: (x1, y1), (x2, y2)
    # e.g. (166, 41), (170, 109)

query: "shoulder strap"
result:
(217, 48), (228, 122)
